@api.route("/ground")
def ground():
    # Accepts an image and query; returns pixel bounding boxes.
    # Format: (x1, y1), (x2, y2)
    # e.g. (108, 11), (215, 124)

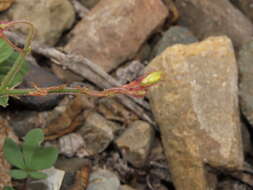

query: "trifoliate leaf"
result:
(29, 171), (47, 179)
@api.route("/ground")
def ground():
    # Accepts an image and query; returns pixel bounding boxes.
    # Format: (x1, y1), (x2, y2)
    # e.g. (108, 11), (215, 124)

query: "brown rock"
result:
(146, 36), (243, 190)
(65, 0), (168, 72)
(174, 0), (253, 48)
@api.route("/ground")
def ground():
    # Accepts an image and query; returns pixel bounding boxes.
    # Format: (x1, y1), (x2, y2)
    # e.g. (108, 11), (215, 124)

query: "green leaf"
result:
(22, 128), (44, 168)
(28, 171), (48, 179)
(3, 138), (25, 169)
(0, 39), (29, 107)
(0, 51), (29, 88)
(4, 186), (15, 190)
(23, 128), (44, 146)
(10, 169), (28, 180)
(0, 39), (14, 64)
(30, 147), (58, 170)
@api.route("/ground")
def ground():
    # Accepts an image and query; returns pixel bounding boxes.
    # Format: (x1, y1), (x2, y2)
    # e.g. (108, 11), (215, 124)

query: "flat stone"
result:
(86, 169), (120, 190)
(146, 36), (243, 190)
(27, 167), (65, 190)
(16, 63), (64, 110)
(65, 0), (168, 72)
(151, 26), (198, 58)
(7, 0), (75, 45)
(115, 120), (154, 168)
(174, 0), (253, 48)
(79, 0), (100, 9)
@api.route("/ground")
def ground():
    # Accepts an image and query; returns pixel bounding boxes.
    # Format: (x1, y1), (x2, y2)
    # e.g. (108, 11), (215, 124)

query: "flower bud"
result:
(140, 71), (163, 87)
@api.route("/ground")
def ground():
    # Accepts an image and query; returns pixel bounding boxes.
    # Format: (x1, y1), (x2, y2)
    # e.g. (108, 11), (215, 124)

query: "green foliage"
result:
(0, 38), (28, 107)
(3, 128), (59, 180)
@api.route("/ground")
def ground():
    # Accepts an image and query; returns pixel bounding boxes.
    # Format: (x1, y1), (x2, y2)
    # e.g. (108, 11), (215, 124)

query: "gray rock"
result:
(239, 40), (253, 126)
(16, 63), (64, 110)
(78, 112), (121, 156)
(151, 26), (198, 58)
(116, 60), (144, 84)
(86, 169), (120, 190)
(115, 120), (154, 168)
(146, 36), (243, 190)
(7, 0), (75, 45)
(55, 157), (90, 172)
(174, 0), (253, 48)
(27, 167), (65, 190)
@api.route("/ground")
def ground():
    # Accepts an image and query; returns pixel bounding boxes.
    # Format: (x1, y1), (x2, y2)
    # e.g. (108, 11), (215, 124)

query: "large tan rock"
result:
(146, 36), (244, 190)
(65, 0), (168, 72)
(174, 0), (253, 48)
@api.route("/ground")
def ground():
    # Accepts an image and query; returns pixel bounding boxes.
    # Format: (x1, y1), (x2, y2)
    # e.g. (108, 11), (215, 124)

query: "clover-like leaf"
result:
(30, 147), (58, 170)
(0, 38), (13, 64)
(10, 169), (28, 180)
(3, 138), (25, 169)
(29, 171), (47, 179)
(22, 128), (44, 169)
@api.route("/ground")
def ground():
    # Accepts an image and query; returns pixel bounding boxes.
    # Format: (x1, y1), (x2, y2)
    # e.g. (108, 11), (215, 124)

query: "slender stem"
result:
(0, 21), (35, 89)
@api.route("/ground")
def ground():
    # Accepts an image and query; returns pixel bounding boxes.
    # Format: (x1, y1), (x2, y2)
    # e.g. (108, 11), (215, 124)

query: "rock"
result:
(55, 157), (90, 172)
(146, 36), (243, 190)
(115, 120), (154, 168)
(65, 0), (168, 72)
(59, 133), (85, 157)
(231, 0), (253, 23)
(98, 97), (138, 124)
(116, 60), (144, 84)
(151, 26), (198, 58)
(120, 185), (136, 190)
(79, 0), (100, 9)
(16, 63), (64, 110)
(86, 169), (120, 190)
(238, 40), (253, 126)
(27, 167), (65, 190)
(174, 0), (253, 48)
(78, 112), (121, 156)
(44, 94), (95, 138)
(217, 179), (250, 190)
(7, 0), (75, 45)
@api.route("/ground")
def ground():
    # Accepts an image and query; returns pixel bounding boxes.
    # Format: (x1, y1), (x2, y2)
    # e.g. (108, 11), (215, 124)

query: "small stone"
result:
(79, 0), (100, 9)
(146, 36), (243, 190)
(7, 0), (75, 45)
(78, 112), (121, 156)
(27, 167), (65, 190)
(86, 169), (120, 190)
(59, 133), (85, 157)
(238, 40), (253, 126)
(115, 120), (154, 168)
(16, 63), (64, 110)
(55, 157), (90, 172)
(120, 185), (136, 190)
(151, 26), (198, 58)
(174, 0), (253, 48)
(65, 0), (168, 72)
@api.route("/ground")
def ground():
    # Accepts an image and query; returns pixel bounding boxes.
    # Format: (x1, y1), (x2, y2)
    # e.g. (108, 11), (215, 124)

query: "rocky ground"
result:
(1, 0), (253, 190)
